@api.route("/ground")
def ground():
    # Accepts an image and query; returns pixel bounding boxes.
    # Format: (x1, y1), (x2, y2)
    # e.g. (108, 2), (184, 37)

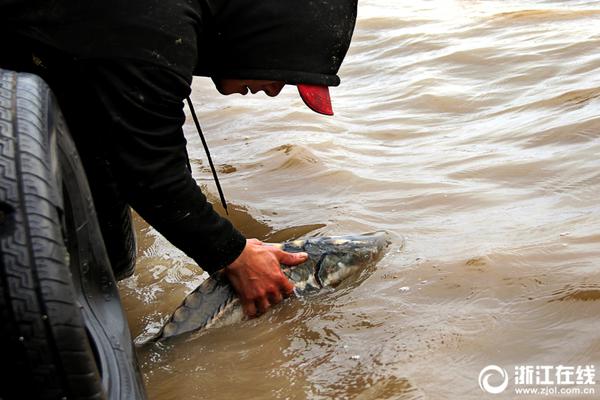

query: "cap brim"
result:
(297, 84), (334, 116)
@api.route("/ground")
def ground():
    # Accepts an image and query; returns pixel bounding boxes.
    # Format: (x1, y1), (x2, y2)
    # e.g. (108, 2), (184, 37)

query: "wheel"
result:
(0, 69), (146, 399)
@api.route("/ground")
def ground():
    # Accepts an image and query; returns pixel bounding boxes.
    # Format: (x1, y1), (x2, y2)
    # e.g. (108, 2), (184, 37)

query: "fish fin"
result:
(154, 272), (236, 340)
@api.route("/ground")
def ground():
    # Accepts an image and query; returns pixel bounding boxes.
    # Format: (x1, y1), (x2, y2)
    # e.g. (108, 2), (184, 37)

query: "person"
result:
(0, 0), (358, 318)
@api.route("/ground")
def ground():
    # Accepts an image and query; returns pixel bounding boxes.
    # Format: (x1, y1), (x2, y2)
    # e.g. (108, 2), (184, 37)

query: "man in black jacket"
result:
(0, 0), (358, 318)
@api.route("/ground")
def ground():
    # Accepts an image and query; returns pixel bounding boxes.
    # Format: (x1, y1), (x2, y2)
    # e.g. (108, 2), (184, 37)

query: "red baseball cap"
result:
(297, 84), (334, 116)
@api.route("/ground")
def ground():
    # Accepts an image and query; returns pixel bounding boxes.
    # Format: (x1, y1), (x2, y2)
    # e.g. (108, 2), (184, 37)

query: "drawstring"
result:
(186, 97), (229, 215)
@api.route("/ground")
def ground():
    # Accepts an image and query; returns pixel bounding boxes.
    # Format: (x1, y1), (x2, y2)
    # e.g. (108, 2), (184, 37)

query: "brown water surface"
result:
(119, 1), (600, 398)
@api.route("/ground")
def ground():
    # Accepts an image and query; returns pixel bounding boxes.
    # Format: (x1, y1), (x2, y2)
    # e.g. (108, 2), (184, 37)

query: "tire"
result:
(0, 69), (146, 399)
(95, 191), (137, 281)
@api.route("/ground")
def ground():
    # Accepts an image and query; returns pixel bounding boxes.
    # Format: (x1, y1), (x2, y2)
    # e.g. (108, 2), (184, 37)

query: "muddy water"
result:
(119, 1), (600, 399)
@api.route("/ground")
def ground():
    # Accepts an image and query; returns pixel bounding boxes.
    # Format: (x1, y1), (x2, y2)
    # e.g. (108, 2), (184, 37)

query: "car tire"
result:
(0, 69), (146, 399)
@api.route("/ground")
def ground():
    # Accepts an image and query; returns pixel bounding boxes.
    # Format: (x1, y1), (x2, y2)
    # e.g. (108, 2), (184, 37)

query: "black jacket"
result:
(0, 0), (357, 273)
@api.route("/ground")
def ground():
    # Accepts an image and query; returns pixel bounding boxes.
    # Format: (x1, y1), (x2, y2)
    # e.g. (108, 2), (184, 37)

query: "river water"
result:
(119, 1), (600, 399)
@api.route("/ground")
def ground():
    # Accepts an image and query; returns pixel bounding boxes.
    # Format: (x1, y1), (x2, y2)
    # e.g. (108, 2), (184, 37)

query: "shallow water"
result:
(119, 1), (600, 398)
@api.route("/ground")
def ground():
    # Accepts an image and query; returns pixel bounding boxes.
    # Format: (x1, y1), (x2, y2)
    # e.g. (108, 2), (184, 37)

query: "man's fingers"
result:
(257, 297), (271, 315)
(268, 289), (283, 305)
(275, 260), (295, 297)
(243, 301), (258, 318)
(277, 251), (308, 266)
(279, 277), (295, 297)
(226, 240), (302, 319)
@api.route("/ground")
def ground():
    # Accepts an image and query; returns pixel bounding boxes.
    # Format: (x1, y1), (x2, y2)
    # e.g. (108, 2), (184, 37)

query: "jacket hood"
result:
(195, 0), (358, 86)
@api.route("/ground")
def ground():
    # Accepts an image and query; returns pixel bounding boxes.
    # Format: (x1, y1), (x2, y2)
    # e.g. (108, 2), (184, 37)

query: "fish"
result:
(150, 231), (391, 342)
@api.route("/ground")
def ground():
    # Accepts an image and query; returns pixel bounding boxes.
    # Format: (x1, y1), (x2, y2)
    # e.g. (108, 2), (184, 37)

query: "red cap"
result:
(297, 84), (334, 116)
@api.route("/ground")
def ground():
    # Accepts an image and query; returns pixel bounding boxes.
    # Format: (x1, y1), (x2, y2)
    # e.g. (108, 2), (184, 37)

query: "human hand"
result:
(224, 239), (308, 318)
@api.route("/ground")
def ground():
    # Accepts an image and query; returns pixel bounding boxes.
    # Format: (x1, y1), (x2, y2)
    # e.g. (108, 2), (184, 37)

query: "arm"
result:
(82, 60), (245, 271)
(73, 60), (306, 314)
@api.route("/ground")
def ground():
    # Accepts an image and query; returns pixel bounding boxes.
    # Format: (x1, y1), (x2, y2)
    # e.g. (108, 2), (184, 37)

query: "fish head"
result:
(278, 231), (391, 292)
(311, 231), (391, 287)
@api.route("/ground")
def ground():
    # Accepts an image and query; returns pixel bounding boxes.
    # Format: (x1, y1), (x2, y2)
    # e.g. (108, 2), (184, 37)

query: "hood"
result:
(195, 0), (358, 87)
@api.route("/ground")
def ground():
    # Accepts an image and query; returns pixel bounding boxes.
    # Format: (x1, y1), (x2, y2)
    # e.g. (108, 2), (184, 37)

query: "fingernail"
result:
(298, 252), (308, 259)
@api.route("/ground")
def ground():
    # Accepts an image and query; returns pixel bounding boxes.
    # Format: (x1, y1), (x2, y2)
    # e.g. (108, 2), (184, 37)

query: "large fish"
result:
(151, 231), (390, 342)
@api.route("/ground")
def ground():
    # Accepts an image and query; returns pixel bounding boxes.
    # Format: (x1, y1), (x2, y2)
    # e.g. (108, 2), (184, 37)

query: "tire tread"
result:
(0, 69), (104, 400)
